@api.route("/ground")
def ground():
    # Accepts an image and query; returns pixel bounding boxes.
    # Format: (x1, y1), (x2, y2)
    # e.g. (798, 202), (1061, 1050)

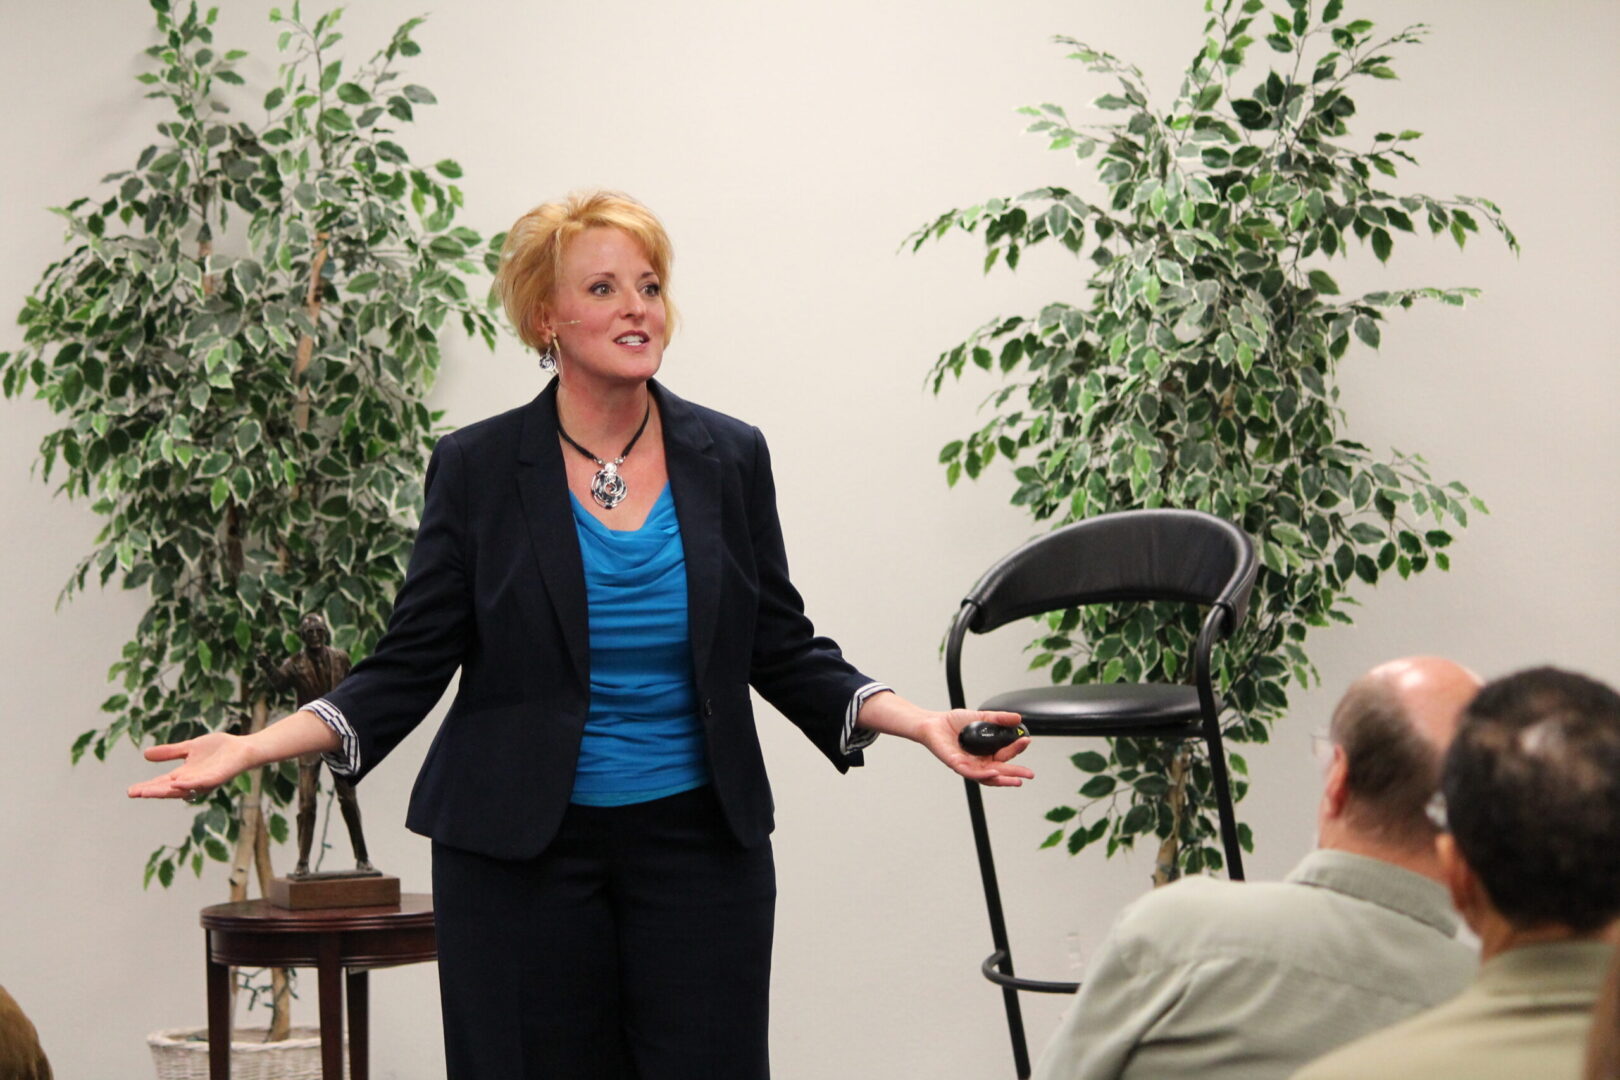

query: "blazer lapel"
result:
(516, 381), (591, 691)
(654, 381), (722, 686)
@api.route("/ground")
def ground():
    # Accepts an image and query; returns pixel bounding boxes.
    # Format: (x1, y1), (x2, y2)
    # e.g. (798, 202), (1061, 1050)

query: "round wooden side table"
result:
(200, 894), (436, 1080)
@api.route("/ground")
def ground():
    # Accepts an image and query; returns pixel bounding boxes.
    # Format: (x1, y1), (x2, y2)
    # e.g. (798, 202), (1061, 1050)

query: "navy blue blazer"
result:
(323, 379), (873, 859)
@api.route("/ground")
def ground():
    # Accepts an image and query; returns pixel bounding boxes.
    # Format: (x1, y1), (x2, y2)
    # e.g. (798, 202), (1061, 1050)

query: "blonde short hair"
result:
(495, 190), (678, 351)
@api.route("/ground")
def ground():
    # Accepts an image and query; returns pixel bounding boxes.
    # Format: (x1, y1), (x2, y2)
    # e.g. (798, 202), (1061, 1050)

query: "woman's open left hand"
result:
(916, 709), (1033, 787)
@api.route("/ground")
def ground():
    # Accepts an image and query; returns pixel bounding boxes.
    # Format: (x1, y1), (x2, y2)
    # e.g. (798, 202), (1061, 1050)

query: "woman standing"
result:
(129, 191), (1030, 1078)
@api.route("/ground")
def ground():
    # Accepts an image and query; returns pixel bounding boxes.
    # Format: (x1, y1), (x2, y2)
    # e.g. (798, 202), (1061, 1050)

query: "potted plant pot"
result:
(147, 1025), (345, 1080)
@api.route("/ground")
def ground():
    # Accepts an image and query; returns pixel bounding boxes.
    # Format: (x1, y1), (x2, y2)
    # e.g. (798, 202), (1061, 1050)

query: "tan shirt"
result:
(1032, 850), (1476, 1080)
(1294, 940), (1613, 1080)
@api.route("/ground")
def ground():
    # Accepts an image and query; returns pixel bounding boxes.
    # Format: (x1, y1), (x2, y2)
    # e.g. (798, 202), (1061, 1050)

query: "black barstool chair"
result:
(946, 509), (1258, 1078)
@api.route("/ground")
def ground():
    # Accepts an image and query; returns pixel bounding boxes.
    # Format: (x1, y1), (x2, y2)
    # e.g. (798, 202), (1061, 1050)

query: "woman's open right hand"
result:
(126, 732), (259, 801)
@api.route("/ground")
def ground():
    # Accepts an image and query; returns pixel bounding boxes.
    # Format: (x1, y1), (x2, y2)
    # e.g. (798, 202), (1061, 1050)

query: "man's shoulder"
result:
(1293, 990), (1484, 1079)
(1112, 861), (1465, 975)
(1118, 873), (1299, 935)
(1100, 874), (1303, 972)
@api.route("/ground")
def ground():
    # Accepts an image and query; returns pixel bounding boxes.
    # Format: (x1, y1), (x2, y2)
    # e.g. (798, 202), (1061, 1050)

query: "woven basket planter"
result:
(147, 1026), (347, 1080)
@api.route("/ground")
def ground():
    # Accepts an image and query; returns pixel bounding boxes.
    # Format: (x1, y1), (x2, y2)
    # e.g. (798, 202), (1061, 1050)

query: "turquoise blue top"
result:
(568, 485), (711, 806)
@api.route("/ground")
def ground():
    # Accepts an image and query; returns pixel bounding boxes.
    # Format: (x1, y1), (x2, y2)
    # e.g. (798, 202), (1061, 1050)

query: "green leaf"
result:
(1349, 521), (1384, 544)
(210, 475), (229, 511)
(1079, 775), (1116, 798)
(1354, 316), (1381, 350)
(1333, 544), (1355, 582)
(435, 159), (464, 179)
(1134, 774), (1170, 797)
(320, 107), (355, 132)
(335, 82), (372, 105)
(1122, 804), (1154, 834)
(1371, 227), (1392, 263)
(1070, 751), (1109, 773)
(401, 83), (437, 104)
(234, 420), (262, 456)
(1271, 522), (1307, 547)
(1307, 270), (1339, 295)
(1045, 805), (1078, 823)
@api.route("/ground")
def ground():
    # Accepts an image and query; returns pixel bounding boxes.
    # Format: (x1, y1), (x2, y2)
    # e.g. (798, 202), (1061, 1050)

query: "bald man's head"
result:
(1328, 657), (1481, 850)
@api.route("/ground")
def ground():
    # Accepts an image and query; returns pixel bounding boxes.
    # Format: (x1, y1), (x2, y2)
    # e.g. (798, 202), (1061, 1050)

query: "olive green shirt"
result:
(1032, 850), (1476, 1080)
(1293, 940), (1613, 1080)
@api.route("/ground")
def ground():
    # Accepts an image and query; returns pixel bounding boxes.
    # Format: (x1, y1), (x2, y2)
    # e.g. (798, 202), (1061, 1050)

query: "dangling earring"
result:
(536, 320), (577, 374)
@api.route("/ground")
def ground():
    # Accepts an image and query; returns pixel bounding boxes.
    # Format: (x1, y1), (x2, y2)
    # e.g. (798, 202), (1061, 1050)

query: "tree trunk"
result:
(225, 696), (270, 1024)
(229, 228), (328, 1042)
(1151, 748), (1193, 887)
(292, 233), (330, 432)
(252, 773), (292, 1042)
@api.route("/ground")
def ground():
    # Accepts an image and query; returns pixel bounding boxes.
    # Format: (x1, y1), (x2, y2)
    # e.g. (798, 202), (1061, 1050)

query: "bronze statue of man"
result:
(264, 612), (374, 878)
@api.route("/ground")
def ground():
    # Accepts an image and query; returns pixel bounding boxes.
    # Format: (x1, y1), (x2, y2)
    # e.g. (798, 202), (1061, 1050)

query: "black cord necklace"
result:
(557, 401), (652, 510)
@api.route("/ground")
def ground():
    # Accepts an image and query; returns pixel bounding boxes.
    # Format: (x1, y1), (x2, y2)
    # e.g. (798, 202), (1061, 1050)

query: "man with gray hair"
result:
(1033, 657), (1480, 1080)
(1297, 666), (1620, 1080)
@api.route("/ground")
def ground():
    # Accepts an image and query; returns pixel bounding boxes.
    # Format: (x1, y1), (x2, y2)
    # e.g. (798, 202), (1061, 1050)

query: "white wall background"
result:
(1, 1), (1615, 1077)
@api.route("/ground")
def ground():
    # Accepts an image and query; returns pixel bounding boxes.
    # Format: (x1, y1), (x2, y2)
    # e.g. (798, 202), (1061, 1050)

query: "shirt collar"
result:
(1287, 848), (1461, 936)
(1474, 941), (1615, 999)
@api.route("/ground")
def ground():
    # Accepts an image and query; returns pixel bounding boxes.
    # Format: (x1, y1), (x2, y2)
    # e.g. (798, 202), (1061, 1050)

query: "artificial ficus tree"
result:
(1, 0), (500, 1034)
(908, 0), (1514, 882)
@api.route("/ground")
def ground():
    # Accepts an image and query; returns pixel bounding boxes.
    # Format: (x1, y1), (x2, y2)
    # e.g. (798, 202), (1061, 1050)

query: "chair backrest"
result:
(961, 509), (1258, 637)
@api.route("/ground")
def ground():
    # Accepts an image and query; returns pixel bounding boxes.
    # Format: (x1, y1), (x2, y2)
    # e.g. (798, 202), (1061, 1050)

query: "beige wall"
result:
(2, 2), (1615, 1076)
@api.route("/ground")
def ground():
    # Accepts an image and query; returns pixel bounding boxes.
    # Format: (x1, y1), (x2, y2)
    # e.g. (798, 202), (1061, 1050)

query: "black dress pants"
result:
(431, 784), (777, 1079)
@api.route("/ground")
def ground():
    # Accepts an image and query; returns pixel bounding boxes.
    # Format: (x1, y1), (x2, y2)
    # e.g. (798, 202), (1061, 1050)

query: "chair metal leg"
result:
(963, 779), (1033, 1078)
(1203, 727), (1245, 881)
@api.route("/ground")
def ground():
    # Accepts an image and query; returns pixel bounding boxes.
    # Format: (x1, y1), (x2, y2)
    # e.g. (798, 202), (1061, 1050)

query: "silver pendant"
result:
(591, 461), (628, 509)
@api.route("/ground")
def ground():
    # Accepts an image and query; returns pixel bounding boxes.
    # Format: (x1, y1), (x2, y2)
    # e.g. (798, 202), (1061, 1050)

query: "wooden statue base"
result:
(267, 872), (401, 910)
